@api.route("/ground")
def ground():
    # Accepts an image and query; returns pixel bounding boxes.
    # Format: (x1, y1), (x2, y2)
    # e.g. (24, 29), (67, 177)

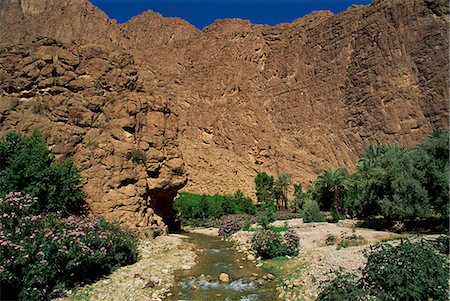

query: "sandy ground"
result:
(53, 234), (196, 301)
(231, 219), (404, 301)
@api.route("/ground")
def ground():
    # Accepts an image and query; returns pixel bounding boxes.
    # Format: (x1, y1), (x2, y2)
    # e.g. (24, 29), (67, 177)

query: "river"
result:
(166, 232), (278, 301)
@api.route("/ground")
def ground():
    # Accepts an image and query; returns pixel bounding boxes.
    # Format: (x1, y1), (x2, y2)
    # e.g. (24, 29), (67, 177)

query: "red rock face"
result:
(0, 0), (448, 226)
(0, 39), (187, 234)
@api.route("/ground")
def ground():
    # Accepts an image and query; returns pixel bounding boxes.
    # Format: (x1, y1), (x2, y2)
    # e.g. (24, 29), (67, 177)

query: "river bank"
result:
(53, 219), (414, 301)
(53, 234), (196, 301)
(229, 220), (404, 301)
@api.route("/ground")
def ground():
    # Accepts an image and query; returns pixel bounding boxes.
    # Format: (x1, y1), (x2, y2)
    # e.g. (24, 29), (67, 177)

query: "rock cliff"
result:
(0, 38), (186, 234)
(0, 0), (447, 227)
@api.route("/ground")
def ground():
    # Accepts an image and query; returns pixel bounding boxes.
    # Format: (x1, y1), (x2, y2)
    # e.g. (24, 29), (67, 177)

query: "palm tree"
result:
(362, 144), (384, 160)
(314, 167), (350, 214)
(274, 173), (291, 210)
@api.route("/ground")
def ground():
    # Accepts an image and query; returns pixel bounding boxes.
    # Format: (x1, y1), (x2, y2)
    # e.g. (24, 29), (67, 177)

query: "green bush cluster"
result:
(311, 129), (449, 223)
(318, 239), (449, 301)
(0, 193), (139, 301)
(251, 229), (300, 259)
(173, 190), (256, 226)
(301, 199), (325, 223)
(0, 130), (139, 301)
(127, 149), (146, 164)
(336, 231), (366, 250)
(0, 130), (86, 216)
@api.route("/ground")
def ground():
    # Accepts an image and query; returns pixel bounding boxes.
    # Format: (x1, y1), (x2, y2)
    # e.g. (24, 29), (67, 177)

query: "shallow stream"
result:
(166, 232), (278, 301)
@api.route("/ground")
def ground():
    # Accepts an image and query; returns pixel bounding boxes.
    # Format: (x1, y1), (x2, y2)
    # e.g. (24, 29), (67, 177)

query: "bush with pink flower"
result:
(0, 192), (139, 301)
(251, 229), (300, 259)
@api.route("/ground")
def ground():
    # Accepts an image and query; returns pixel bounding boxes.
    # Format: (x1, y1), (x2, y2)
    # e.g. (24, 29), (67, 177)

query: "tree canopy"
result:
(0, 130), (86, 216)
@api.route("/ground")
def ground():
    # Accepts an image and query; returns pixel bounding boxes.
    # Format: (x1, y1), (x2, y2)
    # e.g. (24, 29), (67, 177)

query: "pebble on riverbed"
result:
(247, 254), (256, 261)
(219, 273), (230, 282)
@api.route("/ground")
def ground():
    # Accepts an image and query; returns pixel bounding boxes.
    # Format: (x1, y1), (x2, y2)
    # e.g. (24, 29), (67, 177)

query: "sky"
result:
(90, 0), (372, 29)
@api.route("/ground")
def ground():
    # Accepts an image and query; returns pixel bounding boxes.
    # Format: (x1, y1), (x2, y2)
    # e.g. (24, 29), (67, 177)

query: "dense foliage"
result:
(0, 131), (139, 301)
(255, 172), (275, 205)
(251, 229), (300, 259)
(314, 167), (350, 215)
(173, 191), (256, 226)
(313, 129), (449, 222)
(291, 183), (308, 213)
(0, 193), (139, 301)
(411, 129), (449, 220)
(127, 149), (147, 164)
(301, 199), (325, 223)
(318, 239), (449, 301)
(255, 172), (293, 210)
(0, 130), (86, 216)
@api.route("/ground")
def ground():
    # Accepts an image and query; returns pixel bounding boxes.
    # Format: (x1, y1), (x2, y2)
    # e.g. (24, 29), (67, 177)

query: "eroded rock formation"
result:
(0, 38), (186, 234)
(0, 0), (448, 227)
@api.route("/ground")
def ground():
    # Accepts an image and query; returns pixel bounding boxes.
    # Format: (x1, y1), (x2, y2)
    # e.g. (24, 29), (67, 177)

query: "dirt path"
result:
(53, 234), (196, 301)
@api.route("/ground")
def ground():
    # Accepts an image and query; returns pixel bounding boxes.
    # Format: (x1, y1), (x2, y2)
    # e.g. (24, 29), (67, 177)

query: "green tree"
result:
(255, 172), (275, 206)
(411, 129), (449, 219)
(233, 189), (256, 214)
(292, 183), (307, 212)
(314, 167), (350, 214)
(355, 144), (430, 220)
(274, 173), (291, 210)
(0, 130), (86, 216)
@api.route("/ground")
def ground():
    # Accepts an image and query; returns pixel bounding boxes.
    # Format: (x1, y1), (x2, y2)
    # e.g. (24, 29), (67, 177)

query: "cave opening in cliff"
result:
(146, 187), (181, 231)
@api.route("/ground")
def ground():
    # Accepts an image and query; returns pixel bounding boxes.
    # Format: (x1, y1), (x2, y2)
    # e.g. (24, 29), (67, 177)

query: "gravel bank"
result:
(54, 234), (196, 301)
(231, 220), (401, 301)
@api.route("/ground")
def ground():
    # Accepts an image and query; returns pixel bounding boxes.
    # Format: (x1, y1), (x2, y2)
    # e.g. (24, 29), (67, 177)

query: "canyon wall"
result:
(0, 0), (447, 228)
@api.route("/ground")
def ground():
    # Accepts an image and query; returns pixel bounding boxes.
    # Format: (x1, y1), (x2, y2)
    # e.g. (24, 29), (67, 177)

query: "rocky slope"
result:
(0, 38), (186, 234)
(0, 0), (448, 227)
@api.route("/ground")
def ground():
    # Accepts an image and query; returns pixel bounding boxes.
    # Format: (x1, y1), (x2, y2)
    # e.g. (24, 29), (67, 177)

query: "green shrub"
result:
(257, 215), (271, 229)
(173, 191), (256, 226)
(128, 149), (146, 164)
(232, 190), (256, 215)
(0, 130), (86, 216)
(325, 234), (337, 245)
(362, 240), (448, 300)
(317, 271), (366, 301)
(336, 231), (366, 249)
(318, 240), (449, 301)
(283, 229), (300, 257)
(251, 229), (300, 259)
(301, 199), (325, 223)
(0, 193), (139, 301)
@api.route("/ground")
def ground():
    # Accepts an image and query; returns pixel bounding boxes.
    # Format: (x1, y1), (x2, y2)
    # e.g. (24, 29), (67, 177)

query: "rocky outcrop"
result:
(0, 38), (186, 235)
(0, 0), (448, 211)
